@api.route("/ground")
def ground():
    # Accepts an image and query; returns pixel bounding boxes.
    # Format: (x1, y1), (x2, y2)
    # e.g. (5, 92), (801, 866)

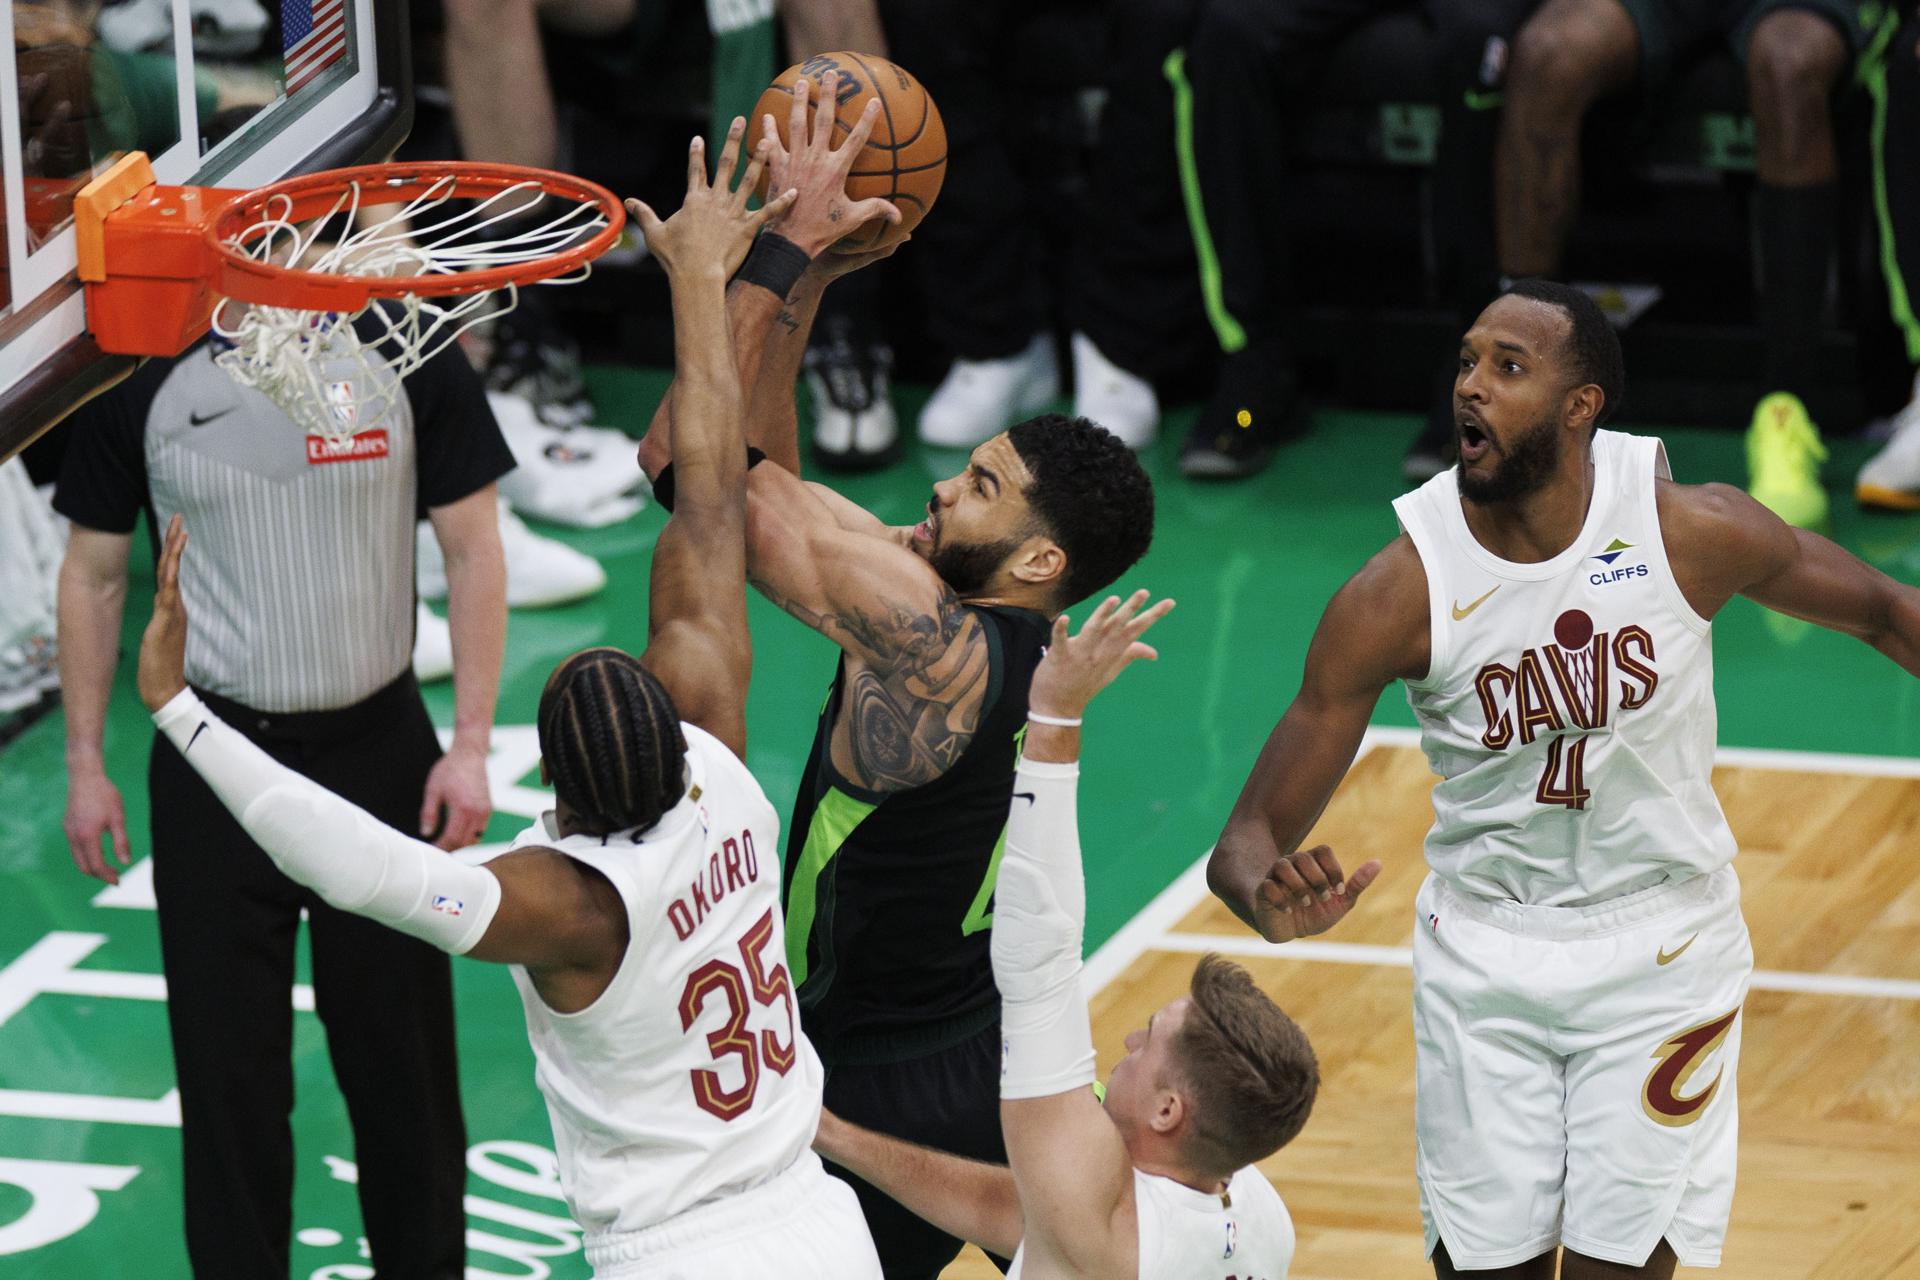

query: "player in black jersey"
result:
(637, 72), (1158, 1280)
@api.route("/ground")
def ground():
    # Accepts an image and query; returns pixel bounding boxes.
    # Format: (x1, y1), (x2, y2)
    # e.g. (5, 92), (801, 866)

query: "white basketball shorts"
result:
(585, 1149), (882, 1280)
(1412, 866), (1753, 1270)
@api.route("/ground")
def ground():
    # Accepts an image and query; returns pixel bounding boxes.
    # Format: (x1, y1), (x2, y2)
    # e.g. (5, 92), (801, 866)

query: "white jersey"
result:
(1007, 1165), (1293, 1280)
(503, 723), (823, 1242)
(1392, 430), (1736, 906)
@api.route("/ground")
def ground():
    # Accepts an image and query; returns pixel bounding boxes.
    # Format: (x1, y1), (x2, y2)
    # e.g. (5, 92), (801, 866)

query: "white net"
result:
(210, 175), (612, 444)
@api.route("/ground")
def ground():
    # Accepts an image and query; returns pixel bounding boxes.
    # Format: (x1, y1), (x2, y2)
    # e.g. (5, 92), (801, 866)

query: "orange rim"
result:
(207, 161), (626, 311)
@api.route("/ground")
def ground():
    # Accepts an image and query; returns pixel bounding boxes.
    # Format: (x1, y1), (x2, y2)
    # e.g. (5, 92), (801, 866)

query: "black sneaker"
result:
(1179, 338), (1304, 480)
(807, 313), (901, 472)
(484, 305), (594, 427)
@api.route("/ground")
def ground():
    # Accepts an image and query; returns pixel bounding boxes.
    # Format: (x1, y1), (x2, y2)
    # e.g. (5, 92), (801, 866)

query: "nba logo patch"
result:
(1223, 1218), (1237, 1259)
(324, 379), (357, 426)
(430, 895), (464, 917)
(1428, 912), (1440, 933)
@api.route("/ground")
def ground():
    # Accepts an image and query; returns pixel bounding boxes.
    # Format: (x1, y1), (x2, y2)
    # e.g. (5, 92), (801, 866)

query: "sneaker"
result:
(1070, 332), (1158, 449)
(918, 334), (1060, 449)
(1179, 336), (1304, 480)
(413, 602), (453, 683)
(97, 0), (170, 51)
(484, 312), (594, 428)
(807, 313), (900, 471)
(1856, 375), (1920, 511)
(418, 498), (607, 608)
(488, 390), (647, 528)
(187, 0), (268, 56)
(1746, 391), (1830, 529)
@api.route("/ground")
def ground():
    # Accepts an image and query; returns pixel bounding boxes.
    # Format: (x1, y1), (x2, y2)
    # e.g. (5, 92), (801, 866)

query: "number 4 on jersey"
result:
(678, 908), (798, 1121)
(1537, 735), (1592, 810)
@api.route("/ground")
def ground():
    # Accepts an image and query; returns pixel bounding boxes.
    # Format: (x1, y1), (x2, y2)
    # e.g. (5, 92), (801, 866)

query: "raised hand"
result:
(1028, 589), (1176, 721)
(137, 514), (190, 714)
(625, 118), (798, 282)
(1250, 845), (1381, 944)
(761, 71), (902, 257)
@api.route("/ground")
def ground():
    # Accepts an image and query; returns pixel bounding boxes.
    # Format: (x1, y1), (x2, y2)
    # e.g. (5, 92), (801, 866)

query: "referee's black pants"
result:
(149, 671), (467, 1280)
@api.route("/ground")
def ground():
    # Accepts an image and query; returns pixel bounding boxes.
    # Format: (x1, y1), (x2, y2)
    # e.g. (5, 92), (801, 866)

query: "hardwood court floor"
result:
(944, 742), (1920, 1280)
(7, 399), (1916, 1276)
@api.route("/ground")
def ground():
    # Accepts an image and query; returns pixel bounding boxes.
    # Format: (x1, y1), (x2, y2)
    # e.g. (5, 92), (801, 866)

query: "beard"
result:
(1458, 413), (1563, 505)
(928, 527), (1027, 595)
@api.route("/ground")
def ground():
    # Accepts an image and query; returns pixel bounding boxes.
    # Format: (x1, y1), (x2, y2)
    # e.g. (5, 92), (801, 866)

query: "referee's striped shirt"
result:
(54, 337), (513, 714)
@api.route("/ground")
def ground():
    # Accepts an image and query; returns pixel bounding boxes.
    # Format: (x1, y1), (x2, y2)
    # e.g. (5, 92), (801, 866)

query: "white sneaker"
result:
(97, 0), (171, 51)
(413, 602), (453, 683)
(418, 498), (607, 608)
(918, 334), (1060, 448)
(1857, 373), (1920, 511)
(807, 316), (899, 470)
(188, 0), (269, 55)
(489, 390), (647, 528)
(1070, 332), (1159, 448)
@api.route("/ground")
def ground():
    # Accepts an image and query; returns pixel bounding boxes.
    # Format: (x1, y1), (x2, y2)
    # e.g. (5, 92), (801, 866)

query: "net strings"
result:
(210, 176), (608, 444)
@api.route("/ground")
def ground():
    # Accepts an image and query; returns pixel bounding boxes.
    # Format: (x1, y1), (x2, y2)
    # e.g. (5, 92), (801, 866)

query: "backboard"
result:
(0, 0), (410, 462)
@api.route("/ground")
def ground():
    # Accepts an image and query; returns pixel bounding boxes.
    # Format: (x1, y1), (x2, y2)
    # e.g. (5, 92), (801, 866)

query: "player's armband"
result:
(651, 445), (768, 513)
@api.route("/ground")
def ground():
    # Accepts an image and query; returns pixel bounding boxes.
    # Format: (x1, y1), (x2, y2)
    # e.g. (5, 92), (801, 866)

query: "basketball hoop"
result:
(76, 153), (625, 444)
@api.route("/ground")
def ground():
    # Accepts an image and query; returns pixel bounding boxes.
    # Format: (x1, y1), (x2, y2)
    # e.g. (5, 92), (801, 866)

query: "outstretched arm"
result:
(135, 517), (624, 974)
(636, 72), (901, 478)
(994, 593), (1175, 1279)
(1207, 538), (1427, 942)
(625, 124), (794, 757)
(812, 1110), (1025, 1260)
(1659, 480), (1920, 674)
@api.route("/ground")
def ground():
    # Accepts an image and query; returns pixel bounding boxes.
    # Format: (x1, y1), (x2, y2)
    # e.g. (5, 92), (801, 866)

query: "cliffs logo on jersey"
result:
(1471, 608), (1659, 809)
(1590, 536), (1649, 586)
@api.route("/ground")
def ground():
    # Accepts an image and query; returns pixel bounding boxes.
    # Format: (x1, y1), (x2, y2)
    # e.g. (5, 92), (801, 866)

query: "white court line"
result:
(1150, 932), (1920, 1002)
(1082, 727), (1920, 1001)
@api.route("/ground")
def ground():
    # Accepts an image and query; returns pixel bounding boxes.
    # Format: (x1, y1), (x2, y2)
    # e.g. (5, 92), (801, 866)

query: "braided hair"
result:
(537, 647), (687, 836)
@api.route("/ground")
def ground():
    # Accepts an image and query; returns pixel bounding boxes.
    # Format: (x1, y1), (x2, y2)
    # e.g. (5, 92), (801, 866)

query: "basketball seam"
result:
(849, 158), (945, 178)
(846, 52), (902, 212)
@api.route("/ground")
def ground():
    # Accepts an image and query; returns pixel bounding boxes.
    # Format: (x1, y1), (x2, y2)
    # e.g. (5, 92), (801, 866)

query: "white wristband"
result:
(1026, 711), (1082, 727)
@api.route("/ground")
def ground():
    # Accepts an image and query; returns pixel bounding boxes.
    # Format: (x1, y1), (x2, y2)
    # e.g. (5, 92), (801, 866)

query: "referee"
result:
(55, 327), (511, 1279)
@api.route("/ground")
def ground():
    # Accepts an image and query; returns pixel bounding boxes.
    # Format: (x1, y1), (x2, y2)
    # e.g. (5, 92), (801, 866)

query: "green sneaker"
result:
(1746, 392), (1830, 530)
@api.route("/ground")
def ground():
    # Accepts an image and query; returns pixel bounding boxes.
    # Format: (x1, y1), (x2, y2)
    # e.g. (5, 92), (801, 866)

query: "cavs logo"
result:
(1641, 1008), (1739, 1127)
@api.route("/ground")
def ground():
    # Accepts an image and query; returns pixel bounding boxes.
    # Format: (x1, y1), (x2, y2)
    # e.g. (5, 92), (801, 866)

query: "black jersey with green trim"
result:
(781, 603), (1051, 1066)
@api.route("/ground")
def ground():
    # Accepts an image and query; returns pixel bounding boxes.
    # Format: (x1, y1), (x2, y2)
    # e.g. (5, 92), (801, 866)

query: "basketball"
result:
(750, 52), (946, 254)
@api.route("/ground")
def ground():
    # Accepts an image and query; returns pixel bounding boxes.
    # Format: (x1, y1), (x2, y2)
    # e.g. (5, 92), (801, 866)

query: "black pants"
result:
(149, 672), (468, 1280)
(822, 1019), (1012, 1279)
(883, 0), (1078, 361)
(1079, 0), (1527, 369)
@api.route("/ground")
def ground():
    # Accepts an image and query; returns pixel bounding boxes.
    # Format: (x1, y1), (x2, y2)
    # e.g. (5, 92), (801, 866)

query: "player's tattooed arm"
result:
(751, 575), (993, 791)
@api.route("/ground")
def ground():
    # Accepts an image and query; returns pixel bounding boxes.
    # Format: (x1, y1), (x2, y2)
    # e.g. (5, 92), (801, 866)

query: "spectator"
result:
(1498, 0), (1888, 527)
(54, 325), (510, 1279)
(1856, 5), (1920, 512)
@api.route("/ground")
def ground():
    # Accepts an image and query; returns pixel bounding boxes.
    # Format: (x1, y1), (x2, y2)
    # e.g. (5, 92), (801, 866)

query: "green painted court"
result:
(5, 377), (1918, 1278)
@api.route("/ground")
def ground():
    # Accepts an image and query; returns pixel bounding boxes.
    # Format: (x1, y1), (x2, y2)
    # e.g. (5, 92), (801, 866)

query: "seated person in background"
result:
(1855, 4), (1920, 513)
(816, 592), (1319, 1280)
(1497, 0), (1887, 528)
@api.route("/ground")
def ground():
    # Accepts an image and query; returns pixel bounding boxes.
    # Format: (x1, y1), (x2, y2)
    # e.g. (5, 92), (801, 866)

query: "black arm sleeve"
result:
(407, 338), (517, 515)
(50, 357), (168, 533)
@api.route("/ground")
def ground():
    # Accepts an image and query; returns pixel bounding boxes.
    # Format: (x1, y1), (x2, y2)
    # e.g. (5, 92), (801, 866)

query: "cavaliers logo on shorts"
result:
(1641, 1008), (1740, 1127)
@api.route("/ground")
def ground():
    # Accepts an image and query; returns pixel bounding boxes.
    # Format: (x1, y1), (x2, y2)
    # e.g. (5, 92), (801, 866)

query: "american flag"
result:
(282, 0), (348, 96)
